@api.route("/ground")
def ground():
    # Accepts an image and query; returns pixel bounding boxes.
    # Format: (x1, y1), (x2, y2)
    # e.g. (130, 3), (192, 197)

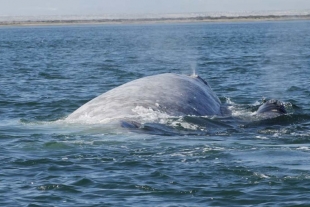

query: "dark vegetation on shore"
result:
(1, 14), (310, 26)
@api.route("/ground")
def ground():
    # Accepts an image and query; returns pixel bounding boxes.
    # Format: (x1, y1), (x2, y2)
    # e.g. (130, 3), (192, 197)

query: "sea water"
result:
(1, 20), (310, 206)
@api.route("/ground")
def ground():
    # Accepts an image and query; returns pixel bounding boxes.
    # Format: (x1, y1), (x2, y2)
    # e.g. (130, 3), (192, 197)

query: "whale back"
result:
(65, 73), (223, 124)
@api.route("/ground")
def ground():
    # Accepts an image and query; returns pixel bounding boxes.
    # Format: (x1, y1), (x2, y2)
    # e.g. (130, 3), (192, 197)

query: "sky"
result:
(0, 0), (310, 16)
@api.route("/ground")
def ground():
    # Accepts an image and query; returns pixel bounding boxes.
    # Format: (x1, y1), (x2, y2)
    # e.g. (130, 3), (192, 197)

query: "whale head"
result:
(256, 99), (287, 117)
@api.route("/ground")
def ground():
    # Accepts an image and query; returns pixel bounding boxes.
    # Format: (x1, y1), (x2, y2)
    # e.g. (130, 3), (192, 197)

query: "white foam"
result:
(255, 136), (269, 140)
(169, 119), (199, 130)
(131, 105), (172, 124)
(254, 172), (270, 179)
(297, 146), (310, 151)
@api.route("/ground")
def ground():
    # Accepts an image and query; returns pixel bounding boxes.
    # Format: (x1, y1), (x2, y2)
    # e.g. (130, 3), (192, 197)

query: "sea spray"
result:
(191, 62), (198, 77)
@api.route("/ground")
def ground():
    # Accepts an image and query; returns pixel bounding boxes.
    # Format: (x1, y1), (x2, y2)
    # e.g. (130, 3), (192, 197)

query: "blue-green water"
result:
(1, 21), (310, 206)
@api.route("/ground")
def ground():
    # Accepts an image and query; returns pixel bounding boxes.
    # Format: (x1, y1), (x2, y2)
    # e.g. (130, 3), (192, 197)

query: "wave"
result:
(7, 97), (309, 138)
(54, 98), (309, 136)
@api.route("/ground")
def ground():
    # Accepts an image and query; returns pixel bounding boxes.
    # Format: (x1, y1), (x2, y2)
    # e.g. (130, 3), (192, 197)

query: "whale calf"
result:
(65, 73), (286, 126)
(256, 99), (287, 117)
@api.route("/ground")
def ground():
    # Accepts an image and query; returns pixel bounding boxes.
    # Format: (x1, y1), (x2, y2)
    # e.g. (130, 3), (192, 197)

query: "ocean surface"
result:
(1, 20), (310, 206)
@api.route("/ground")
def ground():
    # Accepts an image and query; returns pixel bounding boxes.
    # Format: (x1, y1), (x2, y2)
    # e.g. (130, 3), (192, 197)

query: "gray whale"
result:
(65, 73), (286, 125)
(66, 73), (227, 124)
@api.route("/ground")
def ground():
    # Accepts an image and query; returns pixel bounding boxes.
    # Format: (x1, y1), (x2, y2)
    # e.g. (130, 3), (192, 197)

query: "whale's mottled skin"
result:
(65, 73), (225, 124)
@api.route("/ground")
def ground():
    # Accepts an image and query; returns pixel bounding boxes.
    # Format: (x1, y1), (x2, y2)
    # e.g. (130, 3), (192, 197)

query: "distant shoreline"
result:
(1, 14), (310, 26)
